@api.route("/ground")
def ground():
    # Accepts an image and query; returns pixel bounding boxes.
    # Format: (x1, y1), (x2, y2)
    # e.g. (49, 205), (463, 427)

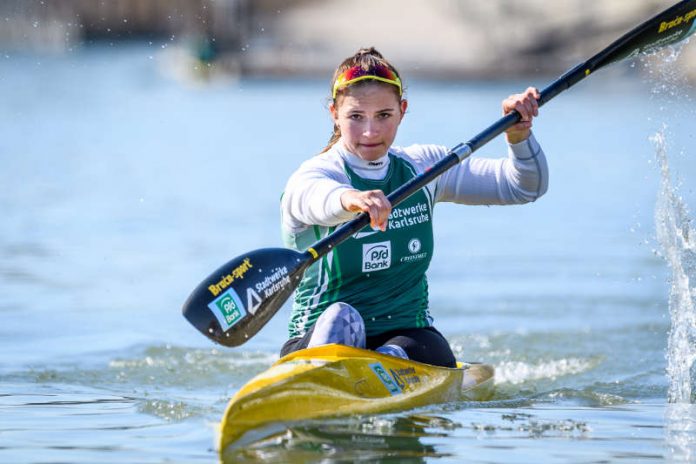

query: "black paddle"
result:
(183, 0), (696, 347)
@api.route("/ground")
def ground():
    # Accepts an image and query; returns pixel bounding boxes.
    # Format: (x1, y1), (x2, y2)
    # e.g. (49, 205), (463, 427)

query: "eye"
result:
(377, 112), (393, 119)
(348, 113), (363, 121)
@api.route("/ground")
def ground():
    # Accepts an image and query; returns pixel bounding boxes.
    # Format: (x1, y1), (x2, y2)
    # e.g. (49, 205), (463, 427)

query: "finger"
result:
(376, 196), (392, 230)
(519, 99), (532, 120)
(525, 89), (537, 106)
(373, 203), (389, 230)
(502, 96), (516, 115)
(524, 98), (536, 119)
(373, 192), (391, 211)
(367, 204), (380, 229)
(378, 209), (390, 230)
(515, 101), (530, 121)
(365, 194), (384, 215)
(529, 88), (541, 115)
(364, 195), (389, 230)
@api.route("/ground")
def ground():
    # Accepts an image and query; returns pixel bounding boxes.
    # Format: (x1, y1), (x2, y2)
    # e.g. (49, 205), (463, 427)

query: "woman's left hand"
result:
(502, 87), (541, 144)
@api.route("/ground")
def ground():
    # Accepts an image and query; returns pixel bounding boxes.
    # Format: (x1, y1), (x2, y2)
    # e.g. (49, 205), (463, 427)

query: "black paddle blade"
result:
(594, 0), (696, 69)
(182, 248), (311, 347)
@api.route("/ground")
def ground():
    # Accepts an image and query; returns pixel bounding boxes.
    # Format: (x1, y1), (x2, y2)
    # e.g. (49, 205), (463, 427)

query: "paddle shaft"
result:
(306, 61), (582, 261)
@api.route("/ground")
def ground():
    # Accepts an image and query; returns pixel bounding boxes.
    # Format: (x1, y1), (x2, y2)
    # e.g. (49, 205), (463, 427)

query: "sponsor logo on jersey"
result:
(362, 241), (391, 272)
(400, 237), (427, 264)
(208, 288), (246, 331)
(388, 202), (430, 230)
(408, 238), (421, 253)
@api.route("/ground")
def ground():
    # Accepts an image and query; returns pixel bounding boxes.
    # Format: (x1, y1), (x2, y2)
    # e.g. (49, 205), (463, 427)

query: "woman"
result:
(280, 47), (547, 367)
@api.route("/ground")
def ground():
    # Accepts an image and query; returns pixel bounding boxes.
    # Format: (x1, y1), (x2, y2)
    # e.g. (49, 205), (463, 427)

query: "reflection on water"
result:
(222, 415), (450, 463)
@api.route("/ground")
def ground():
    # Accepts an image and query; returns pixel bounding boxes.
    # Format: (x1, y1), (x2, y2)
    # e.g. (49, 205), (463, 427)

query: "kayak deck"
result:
(219, 344), (494, 454)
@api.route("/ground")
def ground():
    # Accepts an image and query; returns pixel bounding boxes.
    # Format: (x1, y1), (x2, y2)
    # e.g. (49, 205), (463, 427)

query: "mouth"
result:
(360, 143), (383, 148)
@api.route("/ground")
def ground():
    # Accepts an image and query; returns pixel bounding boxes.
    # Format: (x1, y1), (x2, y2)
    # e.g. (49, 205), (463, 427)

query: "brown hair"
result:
(320, 47), (404, 153)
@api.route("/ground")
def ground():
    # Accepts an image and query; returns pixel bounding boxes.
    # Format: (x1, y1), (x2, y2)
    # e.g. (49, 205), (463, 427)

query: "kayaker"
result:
(280, 47), (547, 367)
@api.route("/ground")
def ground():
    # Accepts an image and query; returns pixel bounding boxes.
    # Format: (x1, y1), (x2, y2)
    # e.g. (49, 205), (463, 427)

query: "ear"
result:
(329, 102), (338, 123)
(399, 99), (408, 121)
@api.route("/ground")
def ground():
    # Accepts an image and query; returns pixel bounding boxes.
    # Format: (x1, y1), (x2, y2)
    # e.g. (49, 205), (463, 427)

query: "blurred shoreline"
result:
(1, 0), (694, 81)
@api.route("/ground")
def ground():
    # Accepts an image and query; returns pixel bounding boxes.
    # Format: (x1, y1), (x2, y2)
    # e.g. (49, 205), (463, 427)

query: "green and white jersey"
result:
(281, 135), (547, 338)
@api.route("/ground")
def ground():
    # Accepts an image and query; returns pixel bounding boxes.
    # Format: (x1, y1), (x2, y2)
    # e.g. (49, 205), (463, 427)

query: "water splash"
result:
(640, 32), (696, 405)
(495, 357), (595, 385)
(666, 403), (696, 462)
(653, 128), (696, 403)
(640, 42), (689, 98)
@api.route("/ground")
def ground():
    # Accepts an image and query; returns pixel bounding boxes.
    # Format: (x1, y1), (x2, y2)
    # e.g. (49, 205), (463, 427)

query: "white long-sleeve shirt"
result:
(281, 134), (548, 232)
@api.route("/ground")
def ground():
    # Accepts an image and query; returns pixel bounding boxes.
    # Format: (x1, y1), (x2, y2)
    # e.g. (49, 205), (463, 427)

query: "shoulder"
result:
(288, 150), (348, 183)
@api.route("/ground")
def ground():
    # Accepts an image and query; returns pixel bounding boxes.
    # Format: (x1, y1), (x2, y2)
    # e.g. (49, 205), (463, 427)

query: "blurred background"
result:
(2, 0), (695, 80)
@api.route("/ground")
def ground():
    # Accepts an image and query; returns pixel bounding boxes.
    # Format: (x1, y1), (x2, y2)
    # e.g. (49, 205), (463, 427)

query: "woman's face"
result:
(330, 84), (407, 161)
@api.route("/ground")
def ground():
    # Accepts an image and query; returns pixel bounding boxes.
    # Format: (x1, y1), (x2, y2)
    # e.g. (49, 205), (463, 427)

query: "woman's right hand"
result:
(340, 189), (391, 231)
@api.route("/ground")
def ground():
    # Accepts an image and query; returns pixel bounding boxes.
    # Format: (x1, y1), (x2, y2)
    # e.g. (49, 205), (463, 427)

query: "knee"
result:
(320, 302), (363, 324)
(309, 302), (366, 349)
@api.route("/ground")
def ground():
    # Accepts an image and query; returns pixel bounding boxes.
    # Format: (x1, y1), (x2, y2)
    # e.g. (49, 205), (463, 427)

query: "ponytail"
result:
(321, 124), (341, 153)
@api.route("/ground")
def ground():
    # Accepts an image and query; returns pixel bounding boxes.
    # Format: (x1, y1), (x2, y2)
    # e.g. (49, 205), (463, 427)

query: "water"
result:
(1, 43), (696, 463)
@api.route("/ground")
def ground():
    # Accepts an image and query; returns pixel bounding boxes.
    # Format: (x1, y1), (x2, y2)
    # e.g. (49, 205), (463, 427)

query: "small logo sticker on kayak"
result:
(208, 288), (246, 331)
(369, 362), (402, 395)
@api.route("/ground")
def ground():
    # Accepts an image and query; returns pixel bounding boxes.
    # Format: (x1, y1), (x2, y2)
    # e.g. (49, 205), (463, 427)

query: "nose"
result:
(362, 118), (379, 137)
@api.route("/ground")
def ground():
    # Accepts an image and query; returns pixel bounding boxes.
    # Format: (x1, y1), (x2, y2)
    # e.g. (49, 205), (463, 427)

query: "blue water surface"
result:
(1, 43), (696, 463)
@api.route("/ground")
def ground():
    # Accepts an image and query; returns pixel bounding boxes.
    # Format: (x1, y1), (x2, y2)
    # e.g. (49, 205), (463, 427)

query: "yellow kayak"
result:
(219, 344), (494, 456)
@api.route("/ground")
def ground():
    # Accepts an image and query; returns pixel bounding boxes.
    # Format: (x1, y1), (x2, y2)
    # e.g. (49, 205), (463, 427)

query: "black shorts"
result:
(280, 325), (456, 368)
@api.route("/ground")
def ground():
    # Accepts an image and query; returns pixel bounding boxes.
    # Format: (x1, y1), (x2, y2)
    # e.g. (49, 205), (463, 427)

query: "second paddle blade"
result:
(182, 247), (311, 347)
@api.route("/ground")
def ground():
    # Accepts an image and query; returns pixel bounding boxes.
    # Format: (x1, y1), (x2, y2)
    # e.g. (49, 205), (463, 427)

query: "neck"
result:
(335, 143), (390, 180)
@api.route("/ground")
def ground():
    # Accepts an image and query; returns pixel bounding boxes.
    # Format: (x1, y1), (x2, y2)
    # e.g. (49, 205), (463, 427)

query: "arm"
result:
(436, 87), (548, 205)
(283, 156), (395, 235)
(435, 133), (548, 205)
(281, 164), (356, 231)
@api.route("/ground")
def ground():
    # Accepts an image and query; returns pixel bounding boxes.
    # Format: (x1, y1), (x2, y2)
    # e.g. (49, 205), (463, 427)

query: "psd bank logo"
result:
(362, 241), (391, 272)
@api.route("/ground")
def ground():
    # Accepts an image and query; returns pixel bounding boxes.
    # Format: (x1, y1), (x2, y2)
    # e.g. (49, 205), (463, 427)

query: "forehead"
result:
(336, 83), (401, 111)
